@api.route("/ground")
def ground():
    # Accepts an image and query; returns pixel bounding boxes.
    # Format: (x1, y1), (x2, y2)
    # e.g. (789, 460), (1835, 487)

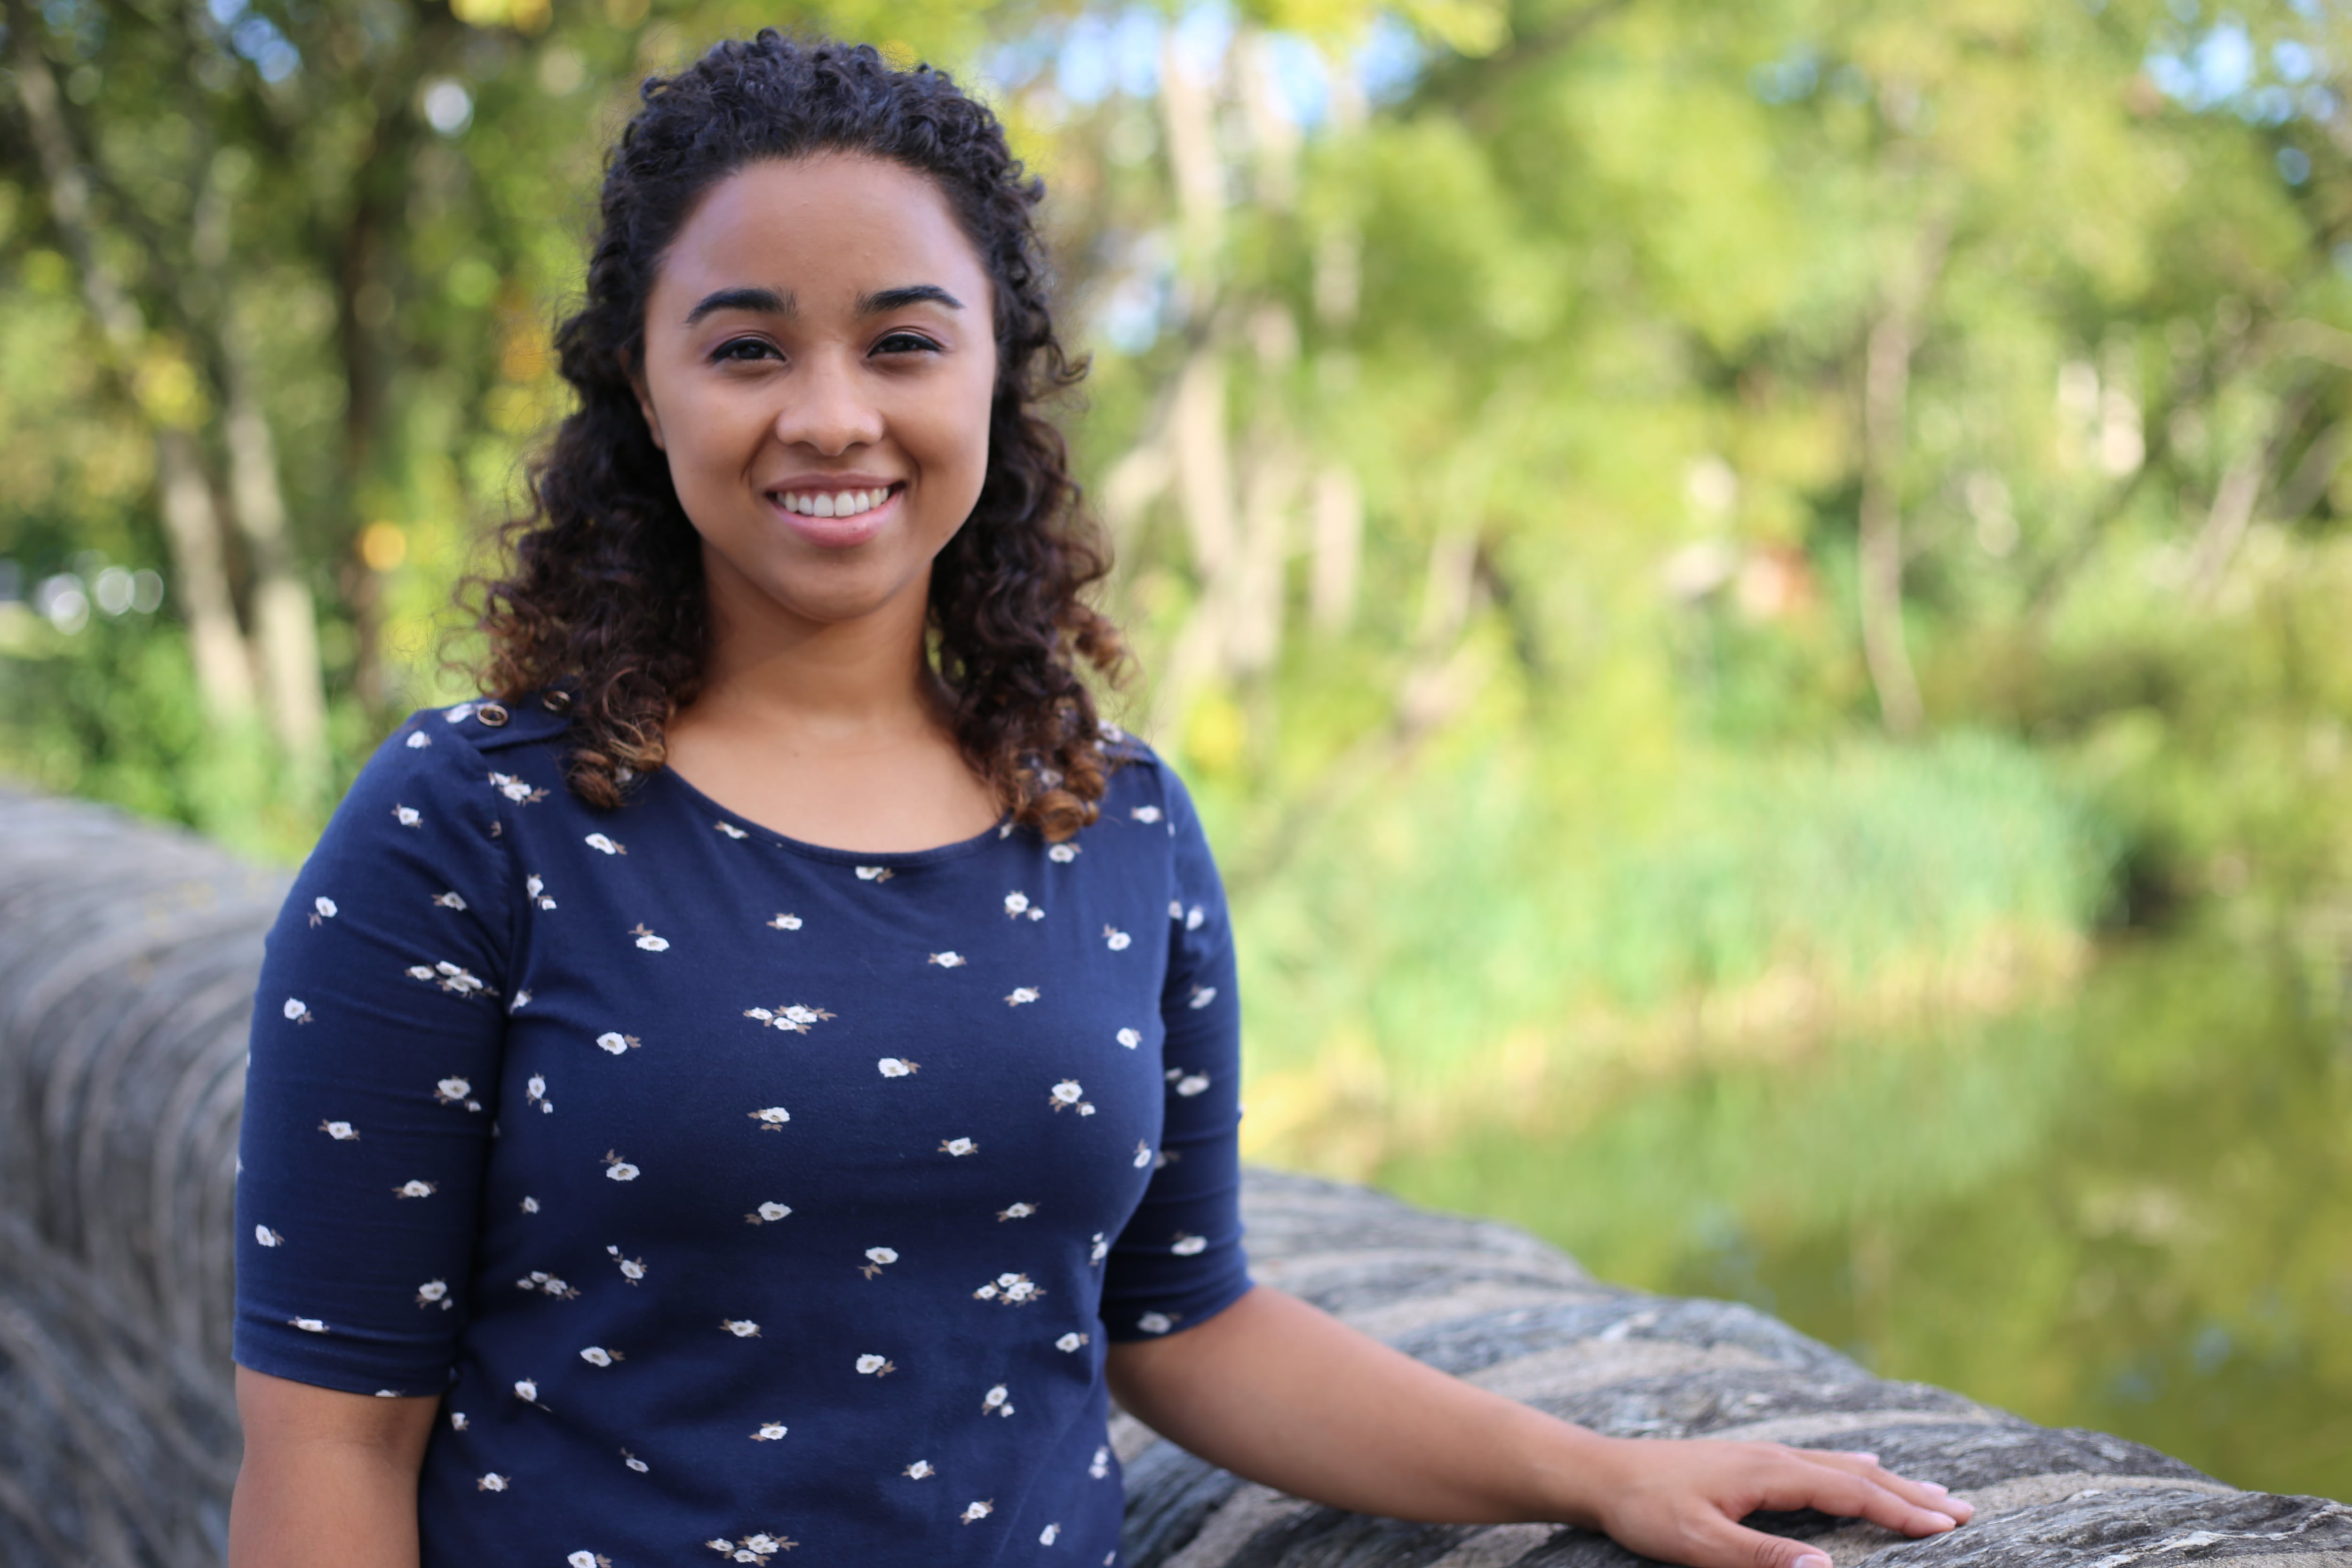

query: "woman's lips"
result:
(763, 484), (900, 549)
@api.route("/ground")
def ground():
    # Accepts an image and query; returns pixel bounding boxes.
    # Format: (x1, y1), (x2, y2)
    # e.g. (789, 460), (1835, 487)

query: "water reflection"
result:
(1373, 939), (2352, 1498)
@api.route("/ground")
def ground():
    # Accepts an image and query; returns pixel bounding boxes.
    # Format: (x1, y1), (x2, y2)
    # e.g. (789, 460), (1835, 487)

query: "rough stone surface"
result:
(0, 788), (2344, 1566)
(1117, 1170), (2352, 1568)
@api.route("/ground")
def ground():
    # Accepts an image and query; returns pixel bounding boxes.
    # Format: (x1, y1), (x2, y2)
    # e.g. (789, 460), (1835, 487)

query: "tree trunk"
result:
(6, 0), (256, 726)
(1856, 221), (1947, 739)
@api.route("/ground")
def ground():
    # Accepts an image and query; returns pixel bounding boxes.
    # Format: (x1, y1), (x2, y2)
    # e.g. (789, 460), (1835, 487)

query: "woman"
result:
(228, 33), (1970, 1568)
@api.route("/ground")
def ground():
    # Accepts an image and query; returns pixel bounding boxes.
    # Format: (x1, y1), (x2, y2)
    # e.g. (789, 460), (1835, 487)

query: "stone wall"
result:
(0, 788), (2345, 1567)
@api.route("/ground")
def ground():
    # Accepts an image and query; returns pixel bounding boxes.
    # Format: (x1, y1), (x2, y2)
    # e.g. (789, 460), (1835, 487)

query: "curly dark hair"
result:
(469, 32), (1125, 838)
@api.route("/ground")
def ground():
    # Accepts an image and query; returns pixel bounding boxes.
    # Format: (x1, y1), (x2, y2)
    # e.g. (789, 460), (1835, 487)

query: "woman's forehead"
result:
(655, 154), (990, 316)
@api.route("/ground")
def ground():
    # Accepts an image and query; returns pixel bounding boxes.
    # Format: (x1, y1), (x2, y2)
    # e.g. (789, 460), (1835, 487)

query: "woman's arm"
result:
(1107, 1285), (1970, 1568)
(228, 1368), (437, 1568)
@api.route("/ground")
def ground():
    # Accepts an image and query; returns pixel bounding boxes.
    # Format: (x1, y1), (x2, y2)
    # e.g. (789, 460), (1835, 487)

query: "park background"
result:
(2, 0), (2348, 1499)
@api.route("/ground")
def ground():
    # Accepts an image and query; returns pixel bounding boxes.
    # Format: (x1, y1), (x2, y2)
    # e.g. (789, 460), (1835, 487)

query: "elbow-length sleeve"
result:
(232, 717), (515, 1396)
(1101, 761), (1252, 1340)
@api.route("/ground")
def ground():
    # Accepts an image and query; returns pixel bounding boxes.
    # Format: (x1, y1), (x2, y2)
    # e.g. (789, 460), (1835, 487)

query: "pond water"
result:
(1372, 938), (2352, 1500)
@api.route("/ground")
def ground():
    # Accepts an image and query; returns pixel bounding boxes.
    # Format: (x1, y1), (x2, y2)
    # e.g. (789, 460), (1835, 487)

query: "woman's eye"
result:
(712, 338), (779, 363)
(874, 332), (941, 357)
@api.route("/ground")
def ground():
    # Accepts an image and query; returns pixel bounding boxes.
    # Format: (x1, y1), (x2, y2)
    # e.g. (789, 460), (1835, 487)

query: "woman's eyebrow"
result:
(858, 284), (963, 314)
(684, 286), (794, 325)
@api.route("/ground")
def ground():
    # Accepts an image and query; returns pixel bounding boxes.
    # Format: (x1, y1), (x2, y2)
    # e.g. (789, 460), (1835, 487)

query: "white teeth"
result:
(779, 487), (889, 518)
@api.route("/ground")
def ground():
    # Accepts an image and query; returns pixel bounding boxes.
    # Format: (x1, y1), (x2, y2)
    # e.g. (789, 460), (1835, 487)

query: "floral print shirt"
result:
(233, 695), (1249, 1566)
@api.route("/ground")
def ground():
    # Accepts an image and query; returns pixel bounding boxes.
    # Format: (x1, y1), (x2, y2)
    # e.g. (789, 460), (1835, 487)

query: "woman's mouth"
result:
(763, 483), (901, 546)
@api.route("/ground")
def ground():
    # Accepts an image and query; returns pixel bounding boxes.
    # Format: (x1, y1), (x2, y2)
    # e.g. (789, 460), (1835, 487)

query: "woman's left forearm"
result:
(1105, 1284), (1613, 1525)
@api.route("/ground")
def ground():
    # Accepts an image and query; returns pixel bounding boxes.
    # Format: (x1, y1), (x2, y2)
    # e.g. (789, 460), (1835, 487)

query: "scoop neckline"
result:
(651, 763), (1017, 868)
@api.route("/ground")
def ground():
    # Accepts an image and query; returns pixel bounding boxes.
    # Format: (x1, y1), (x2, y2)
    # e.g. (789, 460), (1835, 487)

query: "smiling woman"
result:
(223, 31), (1969, 1568)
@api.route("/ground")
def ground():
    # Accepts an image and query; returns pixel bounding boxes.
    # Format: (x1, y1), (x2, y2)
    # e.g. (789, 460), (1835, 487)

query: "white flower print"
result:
(1006, 987), (1040, 1007)
(432, 891), (467, 911)
(1055, 1332), (1089, 1353)
(980, 1385), (1009, 1413)
(583, 833), (625, 855)
(1117, 1027), (1143, 1049)
(1171, 1233), (1208, 1256)
(721, 1318), (761, 1338)
(1099, 721), (1127, 742)
(405, 731), (431, 750)
(603, 1149), (640, 1181)
(1104, 926), (1131, 951)
(526, 1074), (552, 1114)
(1188, 984), (1218, 1009)
(450, 1411), (469, 1431)
(1132, 805), (1163, 824)
(746, 1201), (792, 1226)
(1170, 899), (1184, 920)
(742, 1002), (836, 1035)
(282, 997), (312, 1024)
(393, 804), (422, 827)
(1041, 1523), (1062, 1545)
(444, 702), (477, 724)
(1003, 891), (1030, 916)
(289, 1316), (326, 1333)
(630, 922), (669, 952)
(509, 990), (533, 1012)
(746, 1106), (791, 1131)
(579, 1346), (622, 1367)
(394, 1179), (437, 1199)
(927, 950), (966, 967)
(1186, 905), (1207, 931)
(975, 1272), (1041, 1305)
(527, 874), (556, 909)
(1132, 1141), (1153, 1169)
(766, 913), (803, 931)
(1048, 843), (1078, 863)
(410, 961), (491, 999)
(996, 1202), (1035, 1222)
(309, 895), (337, 925)
(516, 1270), (578, 1298)
(750, 1421), (788, 1441)
(417, 1279), (449, 1308)
(254, 1225), (283, 1247)
(904, 1460), (935, 1479)
(1137, 1312), (1177, 1334)
(319, 1119), (358, 1140)
(486, 771), (548, 805)
(1089, 1445), (1111, 1480)
(876, 1057), (919, 1078)
(860, 1246), (898, 1279)
(855, 1353), (897, 1377)
(715, 820), (748, 839)
(962, 1500), (994, 1524)
(939, 1137), (977, 1157)
(622, 1450), (648, 1472)
(596, 1031), (640, 1055)
(607, 1245), (645, 1283)
(566, 1554), (611, 1568)
(477, 1472), (507, 1491)
(434, 1075), (472, 1106)
(709, 1533), (796, 1565)
(1048, 1079), (1084, 1111)
(520, 1196), (540, 1214)
(855, 865), (894, 883)
(514, 1378), (542, 1403)
(1173, 1072), (1211, 1097)
(1089, 1232), (1109, 1265)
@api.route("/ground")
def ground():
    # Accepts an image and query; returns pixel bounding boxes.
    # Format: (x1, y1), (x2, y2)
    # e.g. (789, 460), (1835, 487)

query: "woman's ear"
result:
(623, 348), (667, 452)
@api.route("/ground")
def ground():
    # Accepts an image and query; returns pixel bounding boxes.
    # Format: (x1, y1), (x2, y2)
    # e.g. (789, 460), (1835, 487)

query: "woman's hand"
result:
(1580, 1440), (1970, 1568)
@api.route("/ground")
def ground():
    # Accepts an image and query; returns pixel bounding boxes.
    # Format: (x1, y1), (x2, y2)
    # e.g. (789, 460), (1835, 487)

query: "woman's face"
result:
(633, 153), (998, 642)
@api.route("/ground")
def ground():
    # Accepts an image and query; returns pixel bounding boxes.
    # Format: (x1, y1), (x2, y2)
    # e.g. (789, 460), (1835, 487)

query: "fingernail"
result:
(1843, 1451), (1879, 1463)
(1795, 1555), (1833, 1568)
(1923, 1482), (1950, 1495)
(1927, 1512), (1957, 1529)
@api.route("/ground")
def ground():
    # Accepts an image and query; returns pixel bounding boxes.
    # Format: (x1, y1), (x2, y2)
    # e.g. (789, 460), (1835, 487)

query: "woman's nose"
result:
(772, 352), (884, 455)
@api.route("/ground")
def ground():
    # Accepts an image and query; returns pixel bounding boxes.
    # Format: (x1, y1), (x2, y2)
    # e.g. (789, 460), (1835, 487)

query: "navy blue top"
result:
(233, 695), (1250, 1567)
